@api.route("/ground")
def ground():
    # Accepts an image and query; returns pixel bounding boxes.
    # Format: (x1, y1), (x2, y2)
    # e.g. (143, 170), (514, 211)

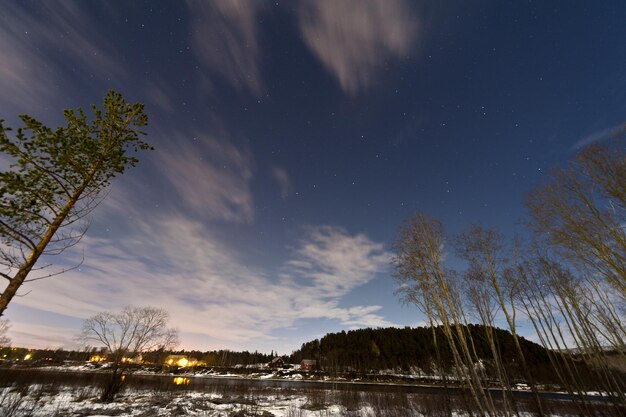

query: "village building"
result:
(267, 357), (285, 370)
(164, 354), (197, 367)
(300, 359), (317, 372)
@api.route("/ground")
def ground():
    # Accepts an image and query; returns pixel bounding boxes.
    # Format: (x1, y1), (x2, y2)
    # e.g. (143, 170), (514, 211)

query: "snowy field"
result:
(0, 367), (617, 417)
(0, 383), (427, 417)
(0, 379), (597, 417)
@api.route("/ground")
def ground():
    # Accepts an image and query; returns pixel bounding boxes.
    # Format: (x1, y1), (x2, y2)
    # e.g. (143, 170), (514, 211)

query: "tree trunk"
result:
(0, 162), (101, 315)
(101, 367), (125, 402)
(0, 200), (75, 315)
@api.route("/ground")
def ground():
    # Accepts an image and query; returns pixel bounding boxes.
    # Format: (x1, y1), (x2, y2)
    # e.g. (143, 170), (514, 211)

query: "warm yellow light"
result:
(177, 358), (189, 367)
(24, 354), (32, 360)
(173, 377), (190, 385)
(167, 359), (174, 365)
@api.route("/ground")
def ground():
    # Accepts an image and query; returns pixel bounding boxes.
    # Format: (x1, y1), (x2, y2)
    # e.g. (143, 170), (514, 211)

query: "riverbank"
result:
(1, 368), (609, 417)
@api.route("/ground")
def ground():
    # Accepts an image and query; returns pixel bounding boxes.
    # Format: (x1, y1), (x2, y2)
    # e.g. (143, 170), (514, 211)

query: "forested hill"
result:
(290, 325), (550, 376)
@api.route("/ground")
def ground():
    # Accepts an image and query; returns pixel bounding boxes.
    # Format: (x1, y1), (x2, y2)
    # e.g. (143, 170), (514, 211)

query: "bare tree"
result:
(390, 137), (626, 416)
(525, 138), (626, 299)
(80, 306), (178, 401)
(456, 226), (545, 417)
(515, 253), (626, 416)
(392, 212), (497, 417)
(393, 216), (453, 416)
(524, 138), (626, 414)
(0, 91), (152, 315)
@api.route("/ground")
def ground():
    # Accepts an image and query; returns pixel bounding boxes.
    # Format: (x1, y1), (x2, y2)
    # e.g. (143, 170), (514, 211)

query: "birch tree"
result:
(525, 138), (626, 298)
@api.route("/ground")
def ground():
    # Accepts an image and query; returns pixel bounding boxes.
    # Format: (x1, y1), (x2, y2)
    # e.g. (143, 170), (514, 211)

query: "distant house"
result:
(89, 354), (107, 362)
(300, 359), (317, 372)
(164, 355), (197, 368)
(267, 357), (285, 369)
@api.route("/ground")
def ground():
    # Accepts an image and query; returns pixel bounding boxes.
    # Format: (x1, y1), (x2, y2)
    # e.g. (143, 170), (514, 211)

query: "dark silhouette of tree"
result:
(290, 325), (549, 380)
(80, 306), (178, 402)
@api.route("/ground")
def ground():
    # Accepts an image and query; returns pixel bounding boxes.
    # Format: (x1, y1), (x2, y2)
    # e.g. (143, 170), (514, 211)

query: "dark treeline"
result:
(157, 349), (274, 367)
(290, 325), (551, 379)
(0, 347), (93, 363)
(0, 347), (275, 368)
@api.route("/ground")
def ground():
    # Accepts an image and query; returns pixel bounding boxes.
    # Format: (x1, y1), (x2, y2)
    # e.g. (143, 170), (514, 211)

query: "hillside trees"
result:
(0, 91), (151, 315)
(80, 306), (178, 401)
(289, 325), (548, 377)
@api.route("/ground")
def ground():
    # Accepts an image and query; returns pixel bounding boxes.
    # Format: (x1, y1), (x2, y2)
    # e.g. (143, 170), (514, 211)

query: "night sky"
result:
(1, 1), (625, 353)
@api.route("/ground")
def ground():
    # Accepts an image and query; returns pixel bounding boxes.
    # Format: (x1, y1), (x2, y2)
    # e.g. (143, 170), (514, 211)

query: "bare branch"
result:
(24, 254), (84, 283)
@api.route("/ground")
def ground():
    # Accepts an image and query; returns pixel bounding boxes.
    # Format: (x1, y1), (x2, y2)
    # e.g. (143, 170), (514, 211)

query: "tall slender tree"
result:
(0, 91), (151, 314)
(393, 213), (497, 417)
(525, 138), (626, 298)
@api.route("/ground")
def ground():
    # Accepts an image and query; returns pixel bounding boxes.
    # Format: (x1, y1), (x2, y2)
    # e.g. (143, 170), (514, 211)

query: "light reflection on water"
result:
(173, 377), (190, 385)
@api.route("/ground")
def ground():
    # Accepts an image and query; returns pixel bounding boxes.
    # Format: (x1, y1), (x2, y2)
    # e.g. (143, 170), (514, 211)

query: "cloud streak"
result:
(12, 205), (392, 351)
(285, 226), (389, 297)
(159, 134), (255, 223)
(298, 0), (417, 95)
(187, 0), (265, 95)
(572, 122), (626, 150)
(270, 167), (291, 200)
(0, 2), (126, 112)
(9, 322), (79, 349)
(186, 0), (419, 97)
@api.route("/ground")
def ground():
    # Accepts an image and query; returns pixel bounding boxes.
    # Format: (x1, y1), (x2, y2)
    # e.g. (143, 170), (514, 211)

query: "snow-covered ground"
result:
(0, 364), (613, 417)
(0, 382), (588, 417)
(0, 384), (393, 417)
(1, 385), (328, 417)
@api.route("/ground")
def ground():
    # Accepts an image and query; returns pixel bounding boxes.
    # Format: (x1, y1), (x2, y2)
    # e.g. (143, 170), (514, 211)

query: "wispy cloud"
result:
(142, 79), (177, 114)
(9, 322), (79, 349)
(187, 0), (265, 95)
(298, 0), (417, 95)
(0, 2), (126, 112)
(572, 122), (626, 150)
(159, 134), (255, 223)
(5, 121), (393, 349)
(270, 166), (292, 200)
(186, 0), (419, 97)
(285, 226), (389, 298)
(12, 209), (392, 351)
